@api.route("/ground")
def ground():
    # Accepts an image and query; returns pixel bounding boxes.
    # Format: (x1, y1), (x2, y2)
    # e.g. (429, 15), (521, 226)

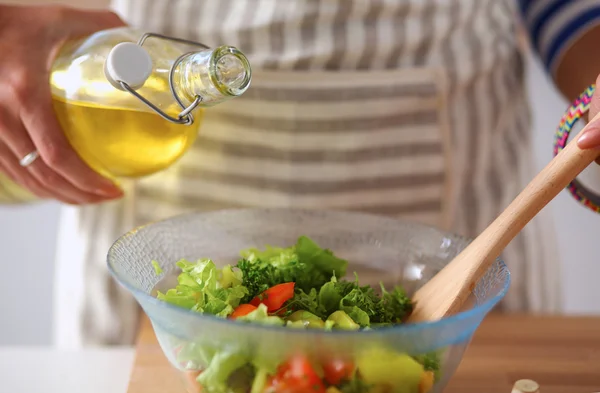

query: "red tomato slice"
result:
(322, 359), (355, 385)
(266, 355), (325, 393)
(230, 303), (257, 319)
(250, 282), (295, 312)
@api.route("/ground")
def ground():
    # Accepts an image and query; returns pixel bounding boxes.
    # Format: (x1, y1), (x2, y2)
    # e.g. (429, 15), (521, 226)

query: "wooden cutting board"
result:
(127, 314), (600, 393)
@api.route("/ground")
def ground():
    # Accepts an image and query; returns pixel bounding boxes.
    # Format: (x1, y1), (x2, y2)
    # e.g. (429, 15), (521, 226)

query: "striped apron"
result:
(53, 0), (562, 347)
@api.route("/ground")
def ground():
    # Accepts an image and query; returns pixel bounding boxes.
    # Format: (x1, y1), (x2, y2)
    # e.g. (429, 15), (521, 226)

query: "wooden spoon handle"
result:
(408, 113), (600, 323)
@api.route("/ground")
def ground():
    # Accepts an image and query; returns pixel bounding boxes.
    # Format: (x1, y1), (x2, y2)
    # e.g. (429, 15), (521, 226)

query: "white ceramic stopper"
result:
(104, 42), (152, 90)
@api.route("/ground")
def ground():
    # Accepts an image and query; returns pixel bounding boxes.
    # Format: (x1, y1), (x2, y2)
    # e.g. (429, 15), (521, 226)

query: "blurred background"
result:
(1, 0), (599, 346)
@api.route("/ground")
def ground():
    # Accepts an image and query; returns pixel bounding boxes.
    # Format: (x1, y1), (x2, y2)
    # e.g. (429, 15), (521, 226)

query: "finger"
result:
(0, 142), (53, 200)
(0, 149), (109, 205)
(24, 150), (109, 204)
(0, 108), (111, 204)
(7, 129), (108, 204)
(18, 85), (123, 199)
(578, 118), (600, 150)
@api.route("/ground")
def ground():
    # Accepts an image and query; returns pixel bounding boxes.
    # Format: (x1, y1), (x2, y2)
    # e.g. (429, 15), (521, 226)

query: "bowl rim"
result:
(107, 207), (511, 336)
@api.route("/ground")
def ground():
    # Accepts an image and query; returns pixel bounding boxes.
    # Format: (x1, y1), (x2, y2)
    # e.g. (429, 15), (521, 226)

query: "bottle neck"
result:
(173, 46), (251, 108)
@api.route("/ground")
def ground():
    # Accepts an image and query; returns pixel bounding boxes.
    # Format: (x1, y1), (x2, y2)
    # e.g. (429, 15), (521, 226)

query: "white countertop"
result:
(0, 347), (135, 393)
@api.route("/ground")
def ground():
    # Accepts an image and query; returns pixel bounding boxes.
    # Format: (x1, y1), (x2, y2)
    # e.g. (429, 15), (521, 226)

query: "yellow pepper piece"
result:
(419, 371), (435, 393)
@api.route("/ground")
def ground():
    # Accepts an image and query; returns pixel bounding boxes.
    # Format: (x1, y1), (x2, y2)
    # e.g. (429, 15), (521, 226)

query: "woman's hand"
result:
(0, 4), (125, 204)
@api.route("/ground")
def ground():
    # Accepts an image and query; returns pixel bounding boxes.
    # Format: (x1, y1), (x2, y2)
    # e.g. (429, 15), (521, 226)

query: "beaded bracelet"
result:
(553, 84), (600, 213)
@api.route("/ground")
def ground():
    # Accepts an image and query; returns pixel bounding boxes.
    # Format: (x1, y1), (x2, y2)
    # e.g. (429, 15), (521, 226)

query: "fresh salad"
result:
(153, 236), (442, 393)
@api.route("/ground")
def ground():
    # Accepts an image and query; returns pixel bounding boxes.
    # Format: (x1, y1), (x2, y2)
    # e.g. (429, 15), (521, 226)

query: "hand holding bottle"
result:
(0, 4), (125, 204)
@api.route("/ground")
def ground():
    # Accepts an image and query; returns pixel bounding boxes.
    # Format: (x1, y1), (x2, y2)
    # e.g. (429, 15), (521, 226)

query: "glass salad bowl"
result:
(107, 208), (510, 393)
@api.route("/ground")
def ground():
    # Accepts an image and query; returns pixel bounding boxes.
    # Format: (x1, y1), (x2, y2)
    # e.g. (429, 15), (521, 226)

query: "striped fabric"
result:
(518, 0), (600, 75)
(52, 0), (562, 348)
(134, 69), (451, 229)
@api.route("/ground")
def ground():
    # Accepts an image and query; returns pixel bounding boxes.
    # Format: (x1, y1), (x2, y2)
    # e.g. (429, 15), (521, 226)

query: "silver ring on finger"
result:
(19, 151), (39, 167)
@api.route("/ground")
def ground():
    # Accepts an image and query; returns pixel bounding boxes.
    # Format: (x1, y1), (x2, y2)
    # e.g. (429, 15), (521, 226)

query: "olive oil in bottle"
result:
(50, 97), (202, 179)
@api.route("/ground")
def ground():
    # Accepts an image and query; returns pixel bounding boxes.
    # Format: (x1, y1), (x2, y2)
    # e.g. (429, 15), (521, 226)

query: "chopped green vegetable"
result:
(237, 236), (349, 301)
(176, 342), (216, 370)
(294, 235), (348, 279)
(153, 236), (439, 393)
(339, 375), (373, 393)
(220, 265), (243, 289)
(156, 259), (248, 317)
(318, 275), (345, 315)
(286, 274), (412, 327)
(379, 283), (414, 322)
(154, 236), (411, 327)
(236, 303), (285, 326)
(338, 286), (372, 327)
(235, 259), (273, 303)
(327, 310), (360, 330)
(287, 310), (323, 323)
(324, 319), (336, 330)
(240, 244), (298, 266)
(414, 351), (442, 381)
(283, 287), (325, 317)
(249, 367), (268, 393)
(356, 348), (424, 393)
(286, 310), (327, 328)
(197, 349), (248, 393)
(151, 260), (163, 275)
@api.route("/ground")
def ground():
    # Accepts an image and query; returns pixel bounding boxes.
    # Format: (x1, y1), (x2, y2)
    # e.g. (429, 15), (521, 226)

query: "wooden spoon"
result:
(407, 113), (600, 323)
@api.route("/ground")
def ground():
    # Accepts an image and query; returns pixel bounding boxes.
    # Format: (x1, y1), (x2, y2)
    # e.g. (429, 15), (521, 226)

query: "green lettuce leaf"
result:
(176, 342), (217, 370)
(220, 265), (243, 289)
(240, 245), (298, 267)
(156, 259), (248, 317)
(294, 235), (347, 278)
(237, 236), (349, 300)
(339, 290), (372, 327)
(197, 348), (248, 393)
(318, 275), (345, 315)
(249, 368), (269, 393)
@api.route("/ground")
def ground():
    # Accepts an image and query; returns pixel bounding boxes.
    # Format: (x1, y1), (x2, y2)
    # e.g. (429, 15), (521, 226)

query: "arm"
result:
(518, 0), (600, 102)
(555, 24), (600, 103)
(518, 1), (600, 209)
